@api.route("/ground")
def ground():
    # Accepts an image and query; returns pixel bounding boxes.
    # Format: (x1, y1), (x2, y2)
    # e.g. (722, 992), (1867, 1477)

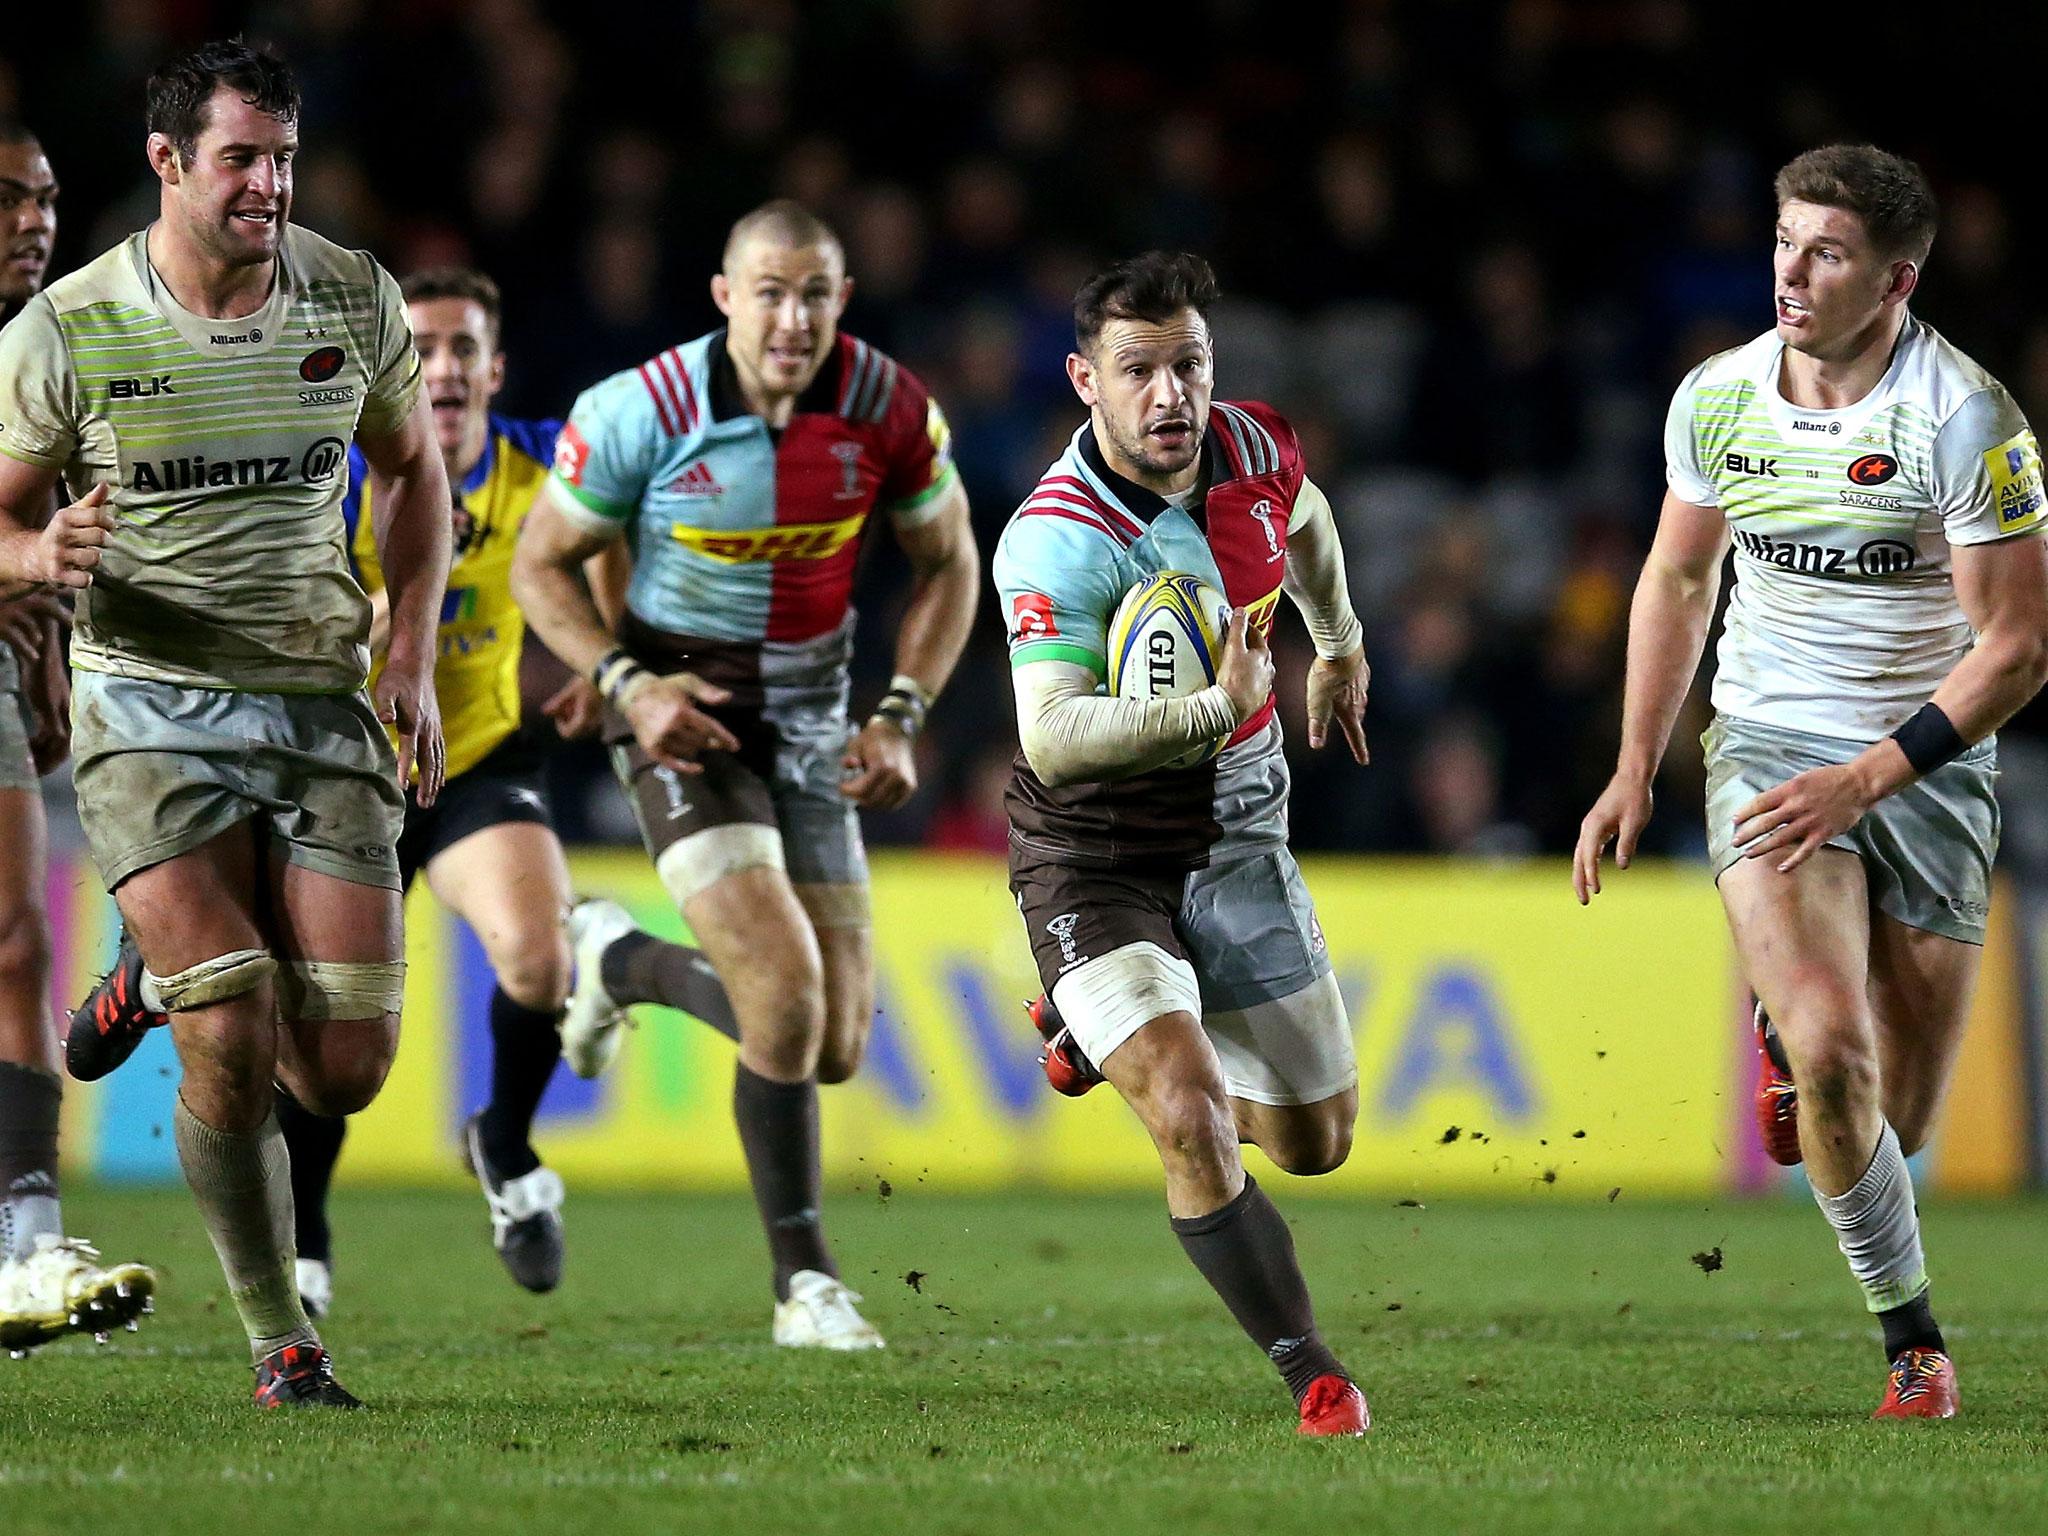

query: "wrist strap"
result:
(869, 676), (931, 739)
(592, 647), (650, 706)
(1890, 702), (1967, 776)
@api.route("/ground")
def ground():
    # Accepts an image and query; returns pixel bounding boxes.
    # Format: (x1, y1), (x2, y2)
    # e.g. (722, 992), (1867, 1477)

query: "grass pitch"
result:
(5, 1186), (2047, 1535)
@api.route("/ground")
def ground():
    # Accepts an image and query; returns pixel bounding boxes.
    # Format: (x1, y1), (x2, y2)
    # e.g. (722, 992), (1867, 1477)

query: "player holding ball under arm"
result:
(993, 251), (1373, 1435)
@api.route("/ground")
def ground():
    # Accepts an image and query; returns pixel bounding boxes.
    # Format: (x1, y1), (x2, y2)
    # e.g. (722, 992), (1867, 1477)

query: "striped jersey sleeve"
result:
(357, 263), (423, 437)
(0, 295), (78, 470)
(552, 368), (666, 529)
(993, 476), (1140, 674)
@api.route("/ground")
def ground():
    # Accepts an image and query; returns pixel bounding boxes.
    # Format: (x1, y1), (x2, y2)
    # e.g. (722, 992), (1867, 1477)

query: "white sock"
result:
(1812, 1120), (1928, 1313)
(139, 969), (166, 1013)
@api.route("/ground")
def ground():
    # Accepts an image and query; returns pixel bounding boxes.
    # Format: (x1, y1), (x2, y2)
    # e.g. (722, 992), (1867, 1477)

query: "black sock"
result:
(1170, 1175), (1347, 1403)
(479, 988), (563, 1179)
(732, 1063), (832, 1300)
(600, 933), (739, 1041)
(0, 1062), (61, 1262)
(1878, 1289), (1946, 1359)
(273, 1085), (345, 1264)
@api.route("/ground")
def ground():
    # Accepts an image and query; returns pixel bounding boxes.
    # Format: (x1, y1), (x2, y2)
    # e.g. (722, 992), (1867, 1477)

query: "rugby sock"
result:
(732, 1064), (833, 1300)
(173, 1099), (316, 1358)
(1170, 1175), (1347, 1403)
(599, 933), (739, 1042)
(1811, 1120), (1940, 1357)
(0, 1062), (62, 1262)
(273, 1087), (345, 1265)
(479, 988), (563, 1178)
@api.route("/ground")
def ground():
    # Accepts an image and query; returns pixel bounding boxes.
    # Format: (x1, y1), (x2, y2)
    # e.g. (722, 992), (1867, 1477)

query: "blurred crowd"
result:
(6, 0), (2045, 862)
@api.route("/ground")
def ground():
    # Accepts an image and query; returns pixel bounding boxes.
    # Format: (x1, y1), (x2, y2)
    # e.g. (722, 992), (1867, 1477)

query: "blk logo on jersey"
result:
(1847, 453), (1899, 486)
(1010, 592), (1059, 641)
(109, 375), (176, 399)
(299, 347), (346, 383)
(1726, 452), (1779, 478)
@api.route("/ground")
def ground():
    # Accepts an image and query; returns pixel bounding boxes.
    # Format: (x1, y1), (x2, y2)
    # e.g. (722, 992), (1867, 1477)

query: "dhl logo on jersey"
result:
(671, 512), (867, 563)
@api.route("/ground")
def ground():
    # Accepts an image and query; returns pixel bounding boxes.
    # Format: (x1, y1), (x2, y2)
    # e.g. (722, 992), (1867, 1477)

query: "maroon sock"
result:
(732, 1064), (833, 1300)
(600, 933), (738, 1042)
(1170, 1175), (1348, 1402)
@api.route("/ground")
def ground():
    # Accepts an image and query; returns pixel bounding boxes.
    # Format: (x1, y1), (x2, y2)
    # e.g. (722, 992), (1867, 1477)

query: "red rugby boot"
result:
(253, 1341), (362, 1409)
(1026, 994), (1101, 1097)
(65, 936), (169, 1083)
(1754, 1002), (1802, 1167)
(1297, 1373), (1370, 1436)
(1873, 1348), (1958, 1420)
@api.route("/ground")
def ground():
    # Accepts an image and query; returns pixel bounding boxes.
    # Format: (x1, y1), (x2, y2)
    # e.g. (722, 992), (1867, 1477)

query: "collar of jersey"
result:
(1078, 424), (1214, 527)
(703, 328), (844, 426)
(1761, 312), (1919, 439)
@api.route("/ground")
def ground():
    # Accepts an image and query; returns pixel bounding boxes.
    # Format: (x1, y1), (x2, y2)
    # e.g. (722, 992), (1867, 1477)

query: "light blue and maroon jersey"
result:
(993, 400), (1305, 869)
(550, 329), (956, 701)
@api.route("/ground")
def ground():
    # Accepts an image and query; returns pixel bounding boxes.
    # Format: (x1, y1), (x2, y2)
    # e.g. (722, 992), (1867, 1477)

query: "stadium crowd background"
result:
(5, 0), (2044, 865)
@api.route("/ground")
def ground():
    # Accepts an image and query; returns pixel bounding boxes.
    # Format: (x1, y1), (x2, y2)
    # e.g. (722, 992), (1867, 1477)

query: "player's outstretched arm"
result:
(0, 456), (111, 595)
(1283, 478), (1369, 764)
(842, 480), (979, 809)
(1015, 608), (1271, 788)
(511, 486), (738, 774)
(359, 391), (454, 806)
(1732, 530), (2048, 874)
(1574, 490), (1727, 903)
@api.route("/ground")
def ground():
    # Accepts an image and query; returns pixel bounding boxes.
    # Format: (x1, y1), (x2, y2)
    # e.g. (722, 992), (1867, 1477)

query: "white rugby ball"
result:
(1106, 571), (1231, 770)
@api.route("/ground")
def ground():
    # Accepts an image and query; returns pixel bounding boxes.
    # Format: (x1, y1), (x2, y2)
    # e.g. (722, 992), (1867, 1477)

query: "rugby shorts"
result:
(1010, 846), (1355, 1106)
(1704, 710), (1998, 944)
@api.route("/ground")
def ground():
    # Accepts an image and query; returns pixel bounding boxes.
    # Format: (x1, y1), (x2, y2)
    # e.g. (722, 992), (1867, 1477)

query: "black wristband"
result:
(1890, 702), (1967, 776)
(592, 647), (648, 705)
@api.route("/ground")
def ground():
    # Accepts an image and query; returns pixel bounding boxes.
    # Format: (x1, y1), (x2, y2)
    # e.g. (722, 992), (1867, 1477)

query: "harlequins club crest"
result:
(300, 346), (346, 383)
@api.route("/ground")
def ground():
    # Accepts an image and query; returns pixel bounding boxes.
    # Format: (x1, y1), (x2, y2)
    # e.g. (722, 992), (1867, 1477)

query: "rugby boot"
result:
(560, 898), (637, 1079)
(252, 1341), (361, 1408)
(0, 1235), (155, 1356)
(463, 1112), (565, 1293)
(772, 1269), (884, 1350)
(65, 935), (168, 1083)
(1754, 1001), (1802, 1167)
(1297, 1373), (1371, 1436)
(1027, 994), (1102, 1097)
(1873, 1347), (1958, 1420)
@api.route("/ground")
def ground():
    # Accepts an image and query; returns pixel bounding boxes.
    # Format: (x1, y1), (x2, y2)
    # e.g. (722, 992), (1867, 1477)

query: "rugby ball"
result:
(1106, 571), (1231, 770)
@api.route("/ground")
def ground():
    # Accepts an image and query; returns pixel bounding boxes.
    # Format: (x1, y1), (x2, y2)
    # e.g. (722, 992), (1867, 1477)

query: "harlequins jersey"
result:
(993, 401), (1304, 869)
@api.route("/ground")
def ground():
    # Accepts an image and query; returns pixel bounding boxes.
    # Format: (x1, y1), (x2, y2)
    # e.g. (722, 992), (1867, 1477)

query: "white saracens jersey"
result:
(1665, 314), (2046, 743)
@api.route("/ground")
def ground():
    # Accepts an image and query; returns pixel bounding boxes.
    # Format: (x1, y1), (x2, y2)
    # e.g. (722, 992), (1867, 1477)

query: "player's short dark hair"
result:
(0, 119), (40, 149)
(146, 38), (300, 166)
(1773, 145), (1937, 265)
(1073, 252), (1220, 353)
(402, 267), (503, 343)
(723, 200), (843, 269)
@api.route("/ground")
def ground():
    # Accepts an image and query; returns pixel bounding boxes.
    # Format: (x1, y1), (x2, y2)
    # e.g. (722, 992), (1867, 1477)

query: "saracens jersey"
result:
(993, 400), (1304, 870)
(549, 329), (956, 701)
(1667, 315), (2046, 743)
(0, 225), (421, 693)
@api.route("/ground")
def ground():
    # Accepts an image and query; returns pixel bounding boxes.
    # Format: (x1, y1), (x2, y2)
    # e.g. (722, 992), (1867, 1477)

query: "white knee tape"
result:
(146, 949), (277, 1011)
(793, 881), (872, 931)
(654, 824), (784, 908)
(276, 960), (408, 1021)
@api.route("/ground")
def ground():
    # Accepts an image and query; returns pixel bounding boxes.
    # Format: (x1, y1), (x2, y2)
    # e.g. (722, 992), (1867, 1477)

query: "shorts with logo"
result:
(0, 647), (38, 792)
(72, 671), (405, 892)
(1010, 846), (1353, 1106)
(396, 730), (553, 891)
(1704, 711), (1998, 944)
(608, 681), (864, 892)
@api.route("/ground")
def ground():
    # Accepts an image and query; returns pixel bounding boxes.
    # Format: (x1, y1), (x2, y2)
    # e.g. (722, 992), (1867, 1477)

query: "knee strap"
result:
(145, 949), (277, 1011)
(654, 824), (784, 908)
(277, 960), (408, 1022)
